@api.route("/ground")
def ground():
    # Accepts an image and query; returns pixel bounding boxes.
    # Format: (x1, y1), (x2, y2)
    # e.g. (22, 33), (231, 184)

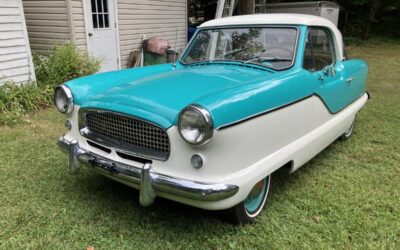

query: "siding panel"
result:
(0, 7), (20, 15)
(0, 53), (27, 62)
(0, 0), (19, 7)
(22, 0), (71, 54)
(71, 0), (87, 51)
(0, 46), (26, 55)
(117, 0), (187, 68)
(0, 0), (34, 84)
(0, 38), (26, 47)
(0, 31), (24, 40)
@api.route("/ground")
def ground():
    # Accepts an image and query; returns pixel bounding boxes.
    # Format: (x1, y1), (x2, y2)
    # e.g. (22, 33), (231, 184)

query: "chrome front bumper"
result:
(57, 137), (239, 207)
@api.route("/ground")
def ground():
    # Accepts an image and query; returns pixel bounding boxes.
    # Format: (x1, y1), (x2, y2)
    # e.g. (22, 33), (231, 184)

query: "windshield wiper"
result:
(244, 57), (292, 64)
(211, 47), (252, 62)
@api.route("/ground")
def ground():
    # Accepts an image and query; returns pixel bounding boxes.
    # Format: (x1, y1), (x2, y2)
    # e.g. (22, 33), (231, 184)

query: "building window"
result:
(91, 0), (109, 29)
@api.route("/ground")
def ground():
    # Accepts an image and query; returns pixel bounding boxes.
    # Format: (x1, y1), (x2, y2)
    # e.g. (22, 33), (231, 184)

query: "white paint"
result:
(0, 0), (35, 84)
(113, 0), (121, 69)
(199, 14), (344, 60)
(84, 0), (119, 72)
(81, 0), (90, 52)
(0, 46), (26, 55)
(63, 93), (368, 210)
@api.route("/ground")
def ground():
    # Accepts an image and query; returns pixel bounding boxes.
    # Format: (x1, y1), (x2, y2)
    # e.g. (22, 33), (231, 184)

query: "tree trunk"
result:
(362, 0), (382, 40)
(235, 0), (253, 15)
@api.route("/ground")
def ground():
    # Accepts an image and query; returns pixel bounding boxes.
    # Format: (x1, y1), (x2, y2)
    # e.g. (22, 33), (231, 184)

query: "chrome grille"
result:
(80, 110), (170, 161)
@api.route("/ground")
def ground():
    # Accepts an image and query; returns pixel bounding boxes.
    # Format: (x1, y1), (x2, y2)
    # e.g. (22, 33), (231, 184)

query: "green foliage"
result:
(0, 43), (100, 126)
(290, 0), (400, 39)
(0, 83), (53, 126)
(291, 0), (400, 38)
(190, 0), (400, 40)
(34, 43), (101, 88)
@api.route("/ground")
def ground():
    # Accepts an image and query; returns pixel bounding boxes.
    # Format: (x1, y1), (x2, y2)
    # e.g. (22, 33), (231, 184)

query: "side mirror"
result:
(322, 61), (336, 77)
(322, 66), (330, 76)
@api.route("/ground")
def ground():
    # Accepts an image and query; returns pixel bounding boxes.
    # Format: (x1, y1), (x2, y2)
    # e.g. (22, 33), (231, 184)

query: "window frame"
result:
(90, 0), (110, 30)
(302, 26), (338, 72)
(179, 25), (300, 71)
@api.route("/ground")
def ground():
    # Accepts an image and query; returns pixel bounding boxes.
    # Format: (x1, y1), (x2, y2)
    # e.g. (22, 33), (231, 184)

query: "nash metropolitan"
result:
(55, 14), (368, 224)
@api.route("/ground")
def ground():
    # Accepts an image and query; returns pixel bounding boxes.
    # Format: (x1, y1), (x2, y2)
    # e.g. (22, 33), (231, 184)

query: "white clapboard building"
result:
(22, 0), (188, 72)
(0, 0), (35, 85)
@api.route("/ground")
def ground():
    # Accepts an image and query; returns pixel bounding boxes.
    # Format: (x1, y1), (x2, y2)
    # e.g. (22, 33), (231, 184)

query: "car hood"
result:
(66, 63), (306, 129)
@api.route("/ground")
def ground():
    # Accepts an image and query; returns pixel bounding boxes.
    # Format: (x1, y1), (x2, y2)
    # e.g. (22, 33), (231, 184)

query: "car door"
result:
(339, 58), (368, 105)
(304, 27), (355, 114)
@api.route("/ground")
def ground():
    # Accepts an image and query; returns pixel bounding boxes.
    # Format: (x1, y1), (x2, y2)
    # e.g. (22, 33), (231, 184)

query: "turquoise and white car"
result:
(55, 14), (368, 224)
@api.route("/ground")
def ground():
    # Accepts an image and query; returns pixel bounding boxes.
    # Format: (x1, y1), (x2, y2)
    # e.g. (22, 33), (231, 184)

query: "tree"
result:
(362, 0), (382, 40)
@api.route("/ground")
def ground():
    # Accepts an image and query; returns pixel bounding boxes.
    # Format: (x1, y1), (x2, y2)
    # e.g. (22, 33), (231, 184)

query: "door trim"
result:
(217, 92), (368, 130)
(114, 0), (121, 69)
(82, 0), (121, 70)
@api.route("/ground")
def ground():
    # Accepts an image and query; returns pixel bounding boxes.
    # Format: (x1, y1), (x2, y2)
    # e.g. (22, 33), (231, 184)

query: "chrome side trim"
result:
(217, 92), (369, 130)
(217, 94), (313, 130)
(57, 137), (239, 205)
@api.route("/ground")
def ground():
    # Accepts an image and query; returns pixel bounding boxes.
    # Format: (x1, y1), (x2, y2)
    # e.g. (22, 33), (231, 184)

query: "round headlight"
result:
(54, 85), (73, 114)
(178, 104), (213, 145)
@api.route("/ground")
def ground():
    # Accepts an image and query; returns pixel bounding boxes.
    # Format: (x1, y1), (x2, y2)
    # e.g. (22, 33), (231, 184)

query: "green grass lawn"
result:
(1, 42), (399, 249)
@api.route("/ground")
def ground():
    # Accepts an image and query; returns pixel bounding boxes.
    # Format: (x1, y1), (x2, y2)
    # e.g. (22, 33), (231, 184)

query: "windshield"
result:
(181, 27), (298, 70)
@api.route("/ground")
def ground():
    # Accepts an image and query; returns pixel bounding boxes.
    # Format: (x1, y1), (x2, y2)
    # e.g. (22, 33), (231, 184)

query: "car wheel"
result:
(227, 175), (271, 224)
(340, 117), (356, 141)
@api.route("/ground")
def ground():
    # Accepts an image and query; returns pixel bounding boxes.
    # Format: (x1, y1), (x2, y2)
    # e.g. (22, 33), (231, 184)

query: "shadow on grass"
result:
(67, 170), (226, 225)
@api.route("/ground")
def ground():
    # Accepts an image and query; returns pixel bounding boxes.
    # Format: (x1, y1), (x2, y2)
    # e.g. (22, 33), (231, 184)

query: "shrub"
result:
(0, 83), (52, 125)
(1, 43), (101, 126)
(34, 42), (101, 88)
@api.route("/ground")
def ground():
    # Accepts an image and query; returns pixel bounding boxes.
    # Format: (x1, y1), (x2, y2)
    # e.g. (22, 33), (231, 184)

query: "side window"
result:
(303, 27), (336, 72)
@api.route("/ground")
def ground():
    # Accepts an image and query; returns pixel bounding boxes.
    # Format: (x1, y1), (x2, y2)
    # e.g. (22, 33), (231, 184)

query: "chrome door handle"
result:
(345, 76), (354, 83)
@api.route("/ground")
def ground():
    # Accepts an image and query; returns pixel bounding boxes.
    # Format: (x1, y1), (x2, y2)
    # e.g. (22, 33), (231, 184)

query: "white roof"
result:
(200, 14), (335, 29)
(199, 14), (344, 60)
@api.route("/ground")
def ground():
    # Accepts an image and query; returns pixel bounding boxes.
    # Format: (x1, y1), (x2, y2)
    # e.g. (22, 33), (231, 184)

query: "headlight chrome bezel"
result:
(178, 104), (213, 146)
(54, 85), (74, 114)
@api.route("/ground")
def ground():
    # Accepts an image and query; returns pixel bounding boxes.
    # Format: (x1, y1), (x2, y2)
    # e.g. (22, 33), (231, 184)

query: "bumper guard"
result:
(57, 137), (239, 206)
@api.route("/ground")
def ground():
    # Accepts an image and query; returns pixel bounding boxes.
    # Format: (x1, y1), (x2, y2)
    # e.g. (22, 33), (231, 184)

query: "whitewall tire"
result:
(227, 175), (271, 224)
(340, 117), (356, 141)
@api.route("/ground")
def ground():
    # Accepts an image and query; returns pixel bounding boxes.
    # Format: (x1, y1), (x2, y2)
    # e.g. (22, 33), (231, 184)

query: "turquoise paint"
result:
(299, 26), (368, 114)
(66, 62), (281, 128)
(197, 68), (312, 128)
(64, 25), (366, 129)
(310, 59), (368, 113)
